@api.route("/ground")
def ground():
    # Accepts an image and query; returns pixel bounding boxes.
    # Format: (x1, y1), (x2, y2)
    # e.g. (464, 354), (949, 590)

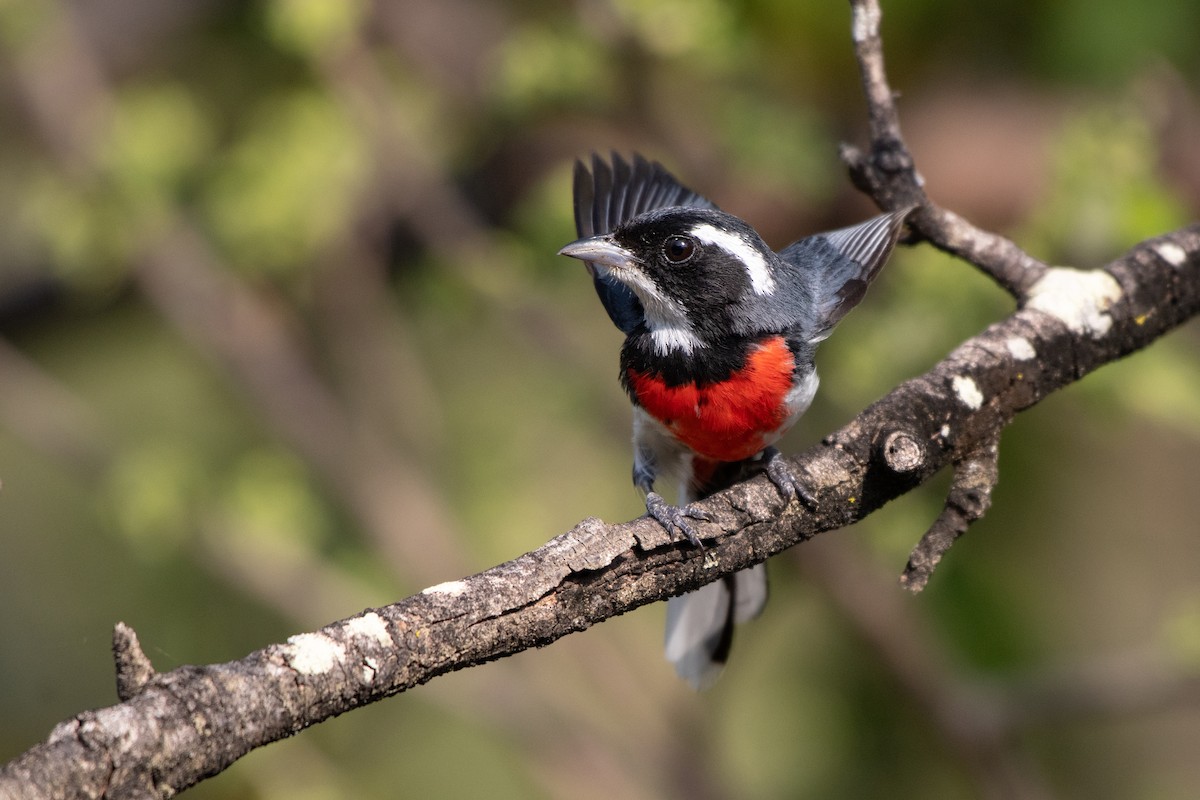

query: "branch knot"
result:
(879, 429), (925, 474)
(113, 622), (156, 702)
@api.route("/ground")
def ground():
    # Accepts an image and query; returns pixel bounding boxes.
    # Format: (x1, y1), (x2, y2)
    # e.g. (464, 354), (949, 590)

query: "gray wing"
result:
(573, 153), (717, 333)
(778, 207), (914, 341)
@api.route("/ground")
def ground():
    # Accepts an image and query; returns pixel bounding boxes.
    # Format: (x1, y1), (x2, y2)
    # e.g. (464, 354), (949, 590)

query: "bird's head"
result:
(559, 207), (780, 351)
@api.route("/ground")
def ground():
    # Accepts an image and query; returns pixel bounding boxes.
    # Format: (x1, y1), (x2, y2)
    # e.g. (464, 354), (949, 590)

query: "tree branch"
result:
(4, 220), (1199, 797)
(900, 435), (1000, 593)
(840, 0), (1197, 586)
(842, 0), (1051, 298)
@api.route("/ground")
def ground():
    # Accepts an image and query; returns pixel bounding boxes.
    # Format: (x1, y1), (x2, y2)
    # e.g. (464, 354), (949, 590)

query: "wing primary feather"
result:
(609, 151), (632, 232)
(779, 207), (914, 339)
(822, 207), (913, 282)
(640, 171), (665, 213)
(626, 153), (652, 219)
(590, 153), (612, 237)
(572, 159), (595, 238)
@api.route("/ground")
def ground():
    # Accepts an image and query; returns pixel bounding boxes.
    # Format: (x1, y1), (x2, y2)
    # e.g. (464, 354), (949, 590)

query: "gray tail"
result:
(664, 562), (768, 689)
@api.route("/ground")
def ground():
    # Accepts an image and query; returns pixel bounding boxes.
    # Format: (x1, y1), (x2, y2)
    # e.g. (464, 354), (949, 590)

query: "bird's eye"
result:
(662, 235), (696, 264)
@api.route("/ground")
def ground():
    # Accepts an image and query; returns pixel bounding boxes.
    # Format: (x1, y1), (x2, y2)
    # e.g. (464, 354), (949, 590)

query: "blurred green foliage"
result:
(203, 89), (367, 274)
(1024, 100), (1191, 264)
(2, 0), (1199, 798)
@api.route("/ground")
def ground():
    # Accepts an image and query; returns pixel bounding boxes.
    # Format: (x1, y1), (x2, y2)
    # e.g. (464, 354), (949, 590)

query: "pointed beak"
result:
(557, 235), (638, 271)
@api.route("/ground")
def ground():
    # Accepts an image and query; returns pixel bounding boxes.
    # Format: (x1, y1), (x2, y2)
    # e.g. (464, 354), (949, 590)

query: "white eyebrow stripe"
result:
(689, 223), (776, 295)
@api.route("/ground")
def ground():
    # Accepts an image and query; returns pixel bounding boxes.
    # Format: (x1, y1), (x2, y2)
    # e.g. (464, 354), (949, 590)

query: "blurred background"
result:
(2, 0), (1200, 797)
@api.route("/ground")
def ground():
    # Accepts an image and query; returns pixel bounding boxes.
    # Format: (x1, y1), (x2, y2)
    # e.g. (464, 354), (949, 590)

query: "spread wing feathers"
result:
(574, 152), (717, 237)
(781, 207), (914, 341)
(664, 563), (767, 690)
(573, 153), (718, 333)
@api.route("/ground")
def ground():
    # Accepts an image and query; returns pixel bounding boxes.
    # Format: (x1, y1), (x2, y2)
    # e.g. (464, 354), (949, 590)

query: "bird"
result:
(558, 153), (911, 688)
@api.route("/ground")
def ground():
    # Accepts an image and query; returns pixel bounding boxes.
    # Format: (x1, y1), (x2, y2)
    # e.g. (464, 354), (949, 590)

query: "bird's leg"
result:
(760, 446), (818, 509)
(634, 451), (710, 548)
(644, 491), (712, 549)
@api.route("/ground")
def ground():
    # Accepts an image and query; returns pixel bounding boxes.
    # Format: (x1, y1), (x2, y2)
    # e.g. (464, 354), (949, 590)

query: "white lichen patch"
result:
(1005, 337), (1036, 361)
(852, 2), (881, 42)
(345, 612), (391, 647)
(1025, 267), (1122, 339)
(361, 655), (380, 684)
(422, 579), (467, 596)
(1154, 242), (1187, 267)
(285, 632), (345, 675)
(952, 375), (984, 410)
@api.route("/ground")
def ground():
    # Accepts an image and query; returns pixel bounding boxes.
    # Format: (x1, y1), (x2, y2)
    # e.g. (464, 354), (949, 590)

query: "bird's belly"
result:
(627, 337), (804, 462)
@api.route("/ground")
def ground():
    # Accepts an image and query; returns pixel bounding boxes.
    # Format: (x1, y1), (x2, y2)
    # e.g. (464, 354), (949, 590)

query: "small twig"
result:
(901, 436), (1001, 592)
(844, 0), (1050, 298)
(112, 623), (156, 702)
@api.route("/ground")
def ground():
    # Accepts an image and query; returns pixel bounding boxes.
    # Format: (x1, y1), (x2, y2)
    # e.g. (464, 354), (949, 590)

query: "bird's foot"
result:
(645, 491), (712, 549)
(762, 447), (818, 509)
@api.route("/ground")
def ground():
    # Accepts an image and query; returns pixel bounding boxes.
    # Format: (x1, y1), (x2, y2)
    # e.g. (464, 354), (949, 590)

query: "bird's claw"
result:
(762, 447), (818, 509)
(645, 491), (711, 548)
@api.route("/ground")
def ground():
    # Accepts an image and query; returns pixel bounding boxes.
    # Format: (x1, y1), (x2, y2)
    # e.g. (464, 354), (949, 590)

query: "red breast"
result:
(625, 336), (797, 462)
